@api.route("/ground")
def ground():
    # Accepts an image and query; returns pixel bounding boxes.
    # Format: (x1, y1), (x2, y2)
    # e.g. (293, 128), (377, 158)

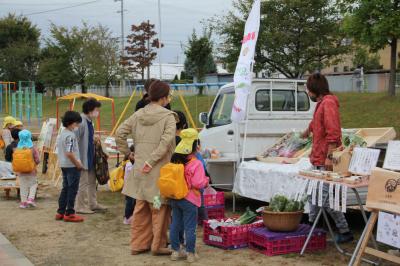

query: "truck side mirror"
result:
(199, 112), (208, 125)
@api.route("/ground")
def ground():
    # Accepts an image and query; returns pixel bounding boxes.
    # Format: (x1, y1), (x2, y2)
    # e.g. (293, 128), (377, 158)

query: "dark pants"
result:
(170, 199), (198, 253)
(124, 196), (136, 219)
(58, 167), (81, 215)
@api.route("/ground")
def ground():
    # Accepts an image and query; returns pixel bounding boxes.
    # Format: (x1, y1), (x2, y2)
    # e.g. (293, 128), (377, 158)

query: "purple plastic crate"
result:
(249, 224), (325, 240)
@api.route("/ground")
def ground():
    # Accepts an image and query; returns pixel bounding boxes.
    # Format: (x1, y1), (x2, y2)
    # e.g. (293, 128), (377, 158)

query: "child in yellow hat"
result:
(169, 128), (209, 263)
(1, 116), (17, 148)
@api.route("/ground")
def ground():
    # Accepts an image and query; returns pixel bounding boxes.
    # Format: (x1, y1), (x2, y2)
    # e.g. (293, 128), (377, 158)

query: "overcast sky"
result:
(0, 0), (234, 63)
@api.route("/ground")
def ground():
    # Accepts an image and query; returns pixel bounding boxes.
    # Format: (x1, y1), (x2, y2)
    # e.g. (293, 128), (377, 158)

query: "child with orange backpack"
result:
(12, 130), (40, 209)
(166, 128), (209, 263)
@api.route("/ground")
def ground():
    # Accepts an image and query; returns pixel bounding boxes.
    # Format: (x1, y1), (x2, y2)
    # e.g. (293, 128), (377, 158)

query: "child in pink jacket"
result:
(169, 128), (209, 263)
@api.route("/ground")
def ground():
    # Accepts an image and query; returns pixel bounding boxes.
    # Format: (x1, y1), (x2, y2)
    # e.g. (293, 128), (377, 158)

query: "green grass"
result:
(4, 92), (400, 136)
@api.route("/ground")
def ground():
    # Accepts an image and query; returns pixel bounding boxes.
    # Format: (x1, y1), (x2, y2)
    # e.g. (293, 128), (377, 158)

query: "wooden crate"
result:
(355, 127), (396, 147)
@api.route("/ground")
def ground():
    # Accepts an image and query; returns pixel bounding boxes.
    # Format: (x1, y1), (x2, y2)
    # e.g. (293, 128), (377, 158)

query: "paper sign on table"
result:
(377, 211), (400, 249)
(383, 141), (400, 171)
(349, 147), (380, 175)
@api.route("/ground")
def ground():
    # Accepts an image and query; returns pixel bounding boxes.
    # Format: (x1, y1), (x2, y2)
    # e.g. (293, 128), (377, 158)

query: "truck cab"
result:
(199, 79), (316, 188)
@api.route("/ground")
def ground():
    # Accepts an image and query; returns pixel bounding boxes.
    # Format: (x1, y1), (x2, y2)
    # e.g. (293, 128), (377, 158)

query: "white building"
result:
(132, 63), (184, 80)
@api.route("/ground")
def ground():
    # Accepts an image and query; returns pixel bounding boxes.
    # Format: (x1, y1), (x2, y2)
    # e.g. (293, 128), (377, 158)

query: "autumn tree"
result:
(123, 21), (160, 81)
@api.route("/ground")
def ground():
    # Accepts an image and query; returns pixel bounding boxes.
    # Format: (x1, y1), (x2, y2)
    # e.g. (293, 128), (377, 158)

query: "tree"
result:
(184, 30), (216, 94)
(123, 21), (160, 81)
(0, 14), (40, 81)
(352, 46), (382, 71)
(47, 23), (96, 93)
(87, 25), (121, 97)
(342, 0), (400, 96)
(37, 45), (76, 98)
(211, 0), (349, 78)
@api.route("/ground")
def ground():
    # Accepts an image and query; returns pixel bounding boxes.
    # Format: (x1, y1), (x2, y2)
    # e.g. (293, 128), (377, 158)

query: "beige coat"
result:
(115, 104), (177, 203)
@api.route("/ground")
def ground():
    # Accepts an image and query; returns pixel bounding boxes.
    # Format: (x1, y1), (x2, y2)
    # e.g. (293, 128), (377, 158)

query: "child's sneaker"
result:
(187, 253), (198, 263)
(55, 213), (64, 220)
(170, 249), (187, 261)
(27, 198), (36, 208)
(19, 202), (28, 209)
(63, 214), (84, 223)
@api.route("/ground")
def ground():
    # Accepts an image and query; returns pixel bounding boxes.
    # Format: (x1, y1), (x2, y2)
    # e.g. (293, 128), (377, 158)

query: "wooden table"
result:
(297, 175), (378, 265)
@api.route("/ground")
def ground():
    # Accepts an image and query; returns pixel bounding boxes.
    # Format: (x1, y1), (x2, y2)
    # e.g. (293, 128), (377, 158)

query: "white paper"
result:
(307, 179), (314, 195)
(318, 181), (324, 207)
(377, 211), (400, 249)
(341, 185), (347, 213)
(334, 184), (341, 211)
(383, 141), (400, 171)
(349, 147), (381, 175)
(329, 183), (334, 209)
(312, 180), (318, 205)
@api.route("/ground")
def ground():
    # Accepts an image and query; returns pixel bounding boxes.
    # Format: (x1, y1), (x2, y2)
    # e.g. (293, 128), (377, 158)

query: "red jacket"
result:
(308, 95), (342, 166)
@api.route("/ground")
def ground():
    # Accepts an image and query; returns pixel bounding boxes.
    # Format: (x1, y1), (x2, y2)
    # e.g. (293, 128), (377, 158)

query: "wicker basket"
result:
(262, 207), (303, 232)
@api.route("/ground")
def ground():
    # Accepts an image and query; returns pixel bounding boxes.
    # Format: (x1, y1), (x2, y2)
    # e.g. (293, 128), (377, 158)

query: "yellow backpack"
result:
(108, 161), (126, 192)
(157, 163), (188, 200)
(12, 148), (35, 173)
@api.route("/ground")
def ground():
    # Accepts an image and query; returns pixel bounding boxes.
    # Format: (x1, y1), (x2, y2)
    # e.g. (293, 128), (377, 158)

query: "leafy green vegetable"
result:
(237, 207), (257, 225)
(270, 195), (305, 212)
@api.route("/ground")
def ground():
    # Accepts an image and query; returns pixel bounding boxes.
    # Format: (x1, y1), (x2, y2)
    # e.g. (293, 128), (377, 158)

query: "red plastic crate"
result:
(204, 192), (225, 207)
(206, 205), (225, 220)
(203, 218), (264, 250)
(248, 225), (326, 256)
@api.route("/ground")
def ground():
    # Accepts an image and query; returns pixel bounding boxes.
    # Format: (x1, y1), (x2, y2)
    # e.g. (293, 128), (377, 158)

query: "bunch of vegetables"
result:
(262, 132), (312, 158)
(342, 133), (367, 148)
(269, 194), (305, 212)
(236, 207), (257, 225)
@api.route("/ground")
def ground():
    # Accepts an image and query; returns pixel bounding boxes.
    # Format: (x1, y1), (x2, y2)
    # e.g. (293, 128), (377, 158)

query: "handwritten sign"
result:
(377, 211), (400, 249)
(383, 141), (400, 171)
(348, 147), (380, 176)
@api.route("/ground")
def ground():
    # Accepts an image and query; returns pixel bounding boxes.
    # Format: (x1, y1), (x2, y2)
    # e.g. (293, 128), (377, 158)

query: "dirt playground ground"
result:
(0, 177), (394, 266)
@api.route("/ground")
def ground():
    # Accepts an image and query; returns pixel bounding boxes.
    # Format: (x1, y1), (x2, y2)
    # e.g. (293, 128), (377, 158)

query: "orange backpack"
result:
(12, 148), (36, 173)
(157, 163), (188, 200)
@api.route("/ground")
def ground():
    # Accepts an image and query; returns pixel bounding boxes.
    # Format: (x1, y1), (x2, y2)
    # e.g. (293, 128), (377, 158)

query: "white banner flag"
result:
(231, 0), (261, 122)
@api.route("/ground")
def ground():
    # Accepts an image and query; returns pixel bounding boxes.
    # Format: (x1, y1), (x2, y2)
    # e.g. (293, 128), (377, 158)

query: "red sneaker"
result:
(55, 213), (64, 220)
(64, 214), (84, 223)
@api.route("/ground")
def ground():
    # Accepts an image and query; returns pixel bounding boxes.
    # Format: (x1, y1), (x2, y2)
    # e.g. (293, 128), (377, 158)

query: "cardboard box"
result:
(332, 148), (352, 176)
(355, 127), (396, 147)
(366, 167), (400, 215)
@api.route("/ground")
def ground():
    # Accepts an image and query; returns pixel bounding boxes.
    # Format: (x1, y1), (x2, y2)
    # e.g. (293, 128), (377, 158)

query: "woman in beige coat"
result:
(115, 80), (177, 256)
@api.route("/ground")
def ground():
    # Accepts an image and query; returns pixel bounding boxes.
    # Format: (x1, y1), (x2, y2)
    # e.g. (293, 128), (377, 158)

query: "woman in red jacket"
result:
(303, 73), (353, 244)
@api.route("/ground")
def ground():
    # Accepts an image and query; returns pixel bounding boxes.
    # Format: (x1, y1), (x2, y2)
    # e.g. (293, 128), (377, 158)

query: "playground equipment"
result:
(1, 81), (43, 126)
(0, 81), (16, 114)
(56, 92), (116, 130)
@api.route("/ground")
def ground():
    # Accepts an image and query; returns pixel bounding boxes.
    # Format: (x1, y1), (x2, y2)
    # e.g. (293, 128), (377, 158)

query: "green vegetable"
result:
(284, 199), (299, 212)
(237, 207), (257, 225)
(343, 133), (367, 148)
(269, 194), (288, 212)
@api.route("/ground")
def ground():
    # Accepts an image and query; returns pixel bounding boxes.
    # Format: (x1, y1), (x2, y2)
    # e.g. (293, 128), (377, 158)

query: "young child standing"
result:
(5, 128), (21, 162)
(169, 128), (209, 263)
(123, 145), (136, 225)
(14, 130), (40, 208)
(55, 111), (84, 222)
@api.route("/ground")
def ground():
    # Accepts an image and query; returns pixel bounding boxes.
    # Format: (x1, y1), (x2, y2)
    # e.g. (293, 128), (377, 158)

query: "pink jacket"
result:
(184, 157), (209, 207)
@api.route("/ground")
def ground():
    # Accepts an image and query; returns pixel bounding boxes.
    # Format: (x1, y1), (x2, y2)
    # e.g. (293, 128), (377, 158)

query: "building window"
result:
(333, 67), (339, 73)
(343, 66), (349, 72)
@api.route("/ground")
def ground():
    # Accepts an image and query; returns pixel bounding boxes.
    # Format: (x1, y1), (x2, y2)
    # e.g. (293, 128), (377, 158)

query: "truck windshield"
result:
(209, 91), (235, 127)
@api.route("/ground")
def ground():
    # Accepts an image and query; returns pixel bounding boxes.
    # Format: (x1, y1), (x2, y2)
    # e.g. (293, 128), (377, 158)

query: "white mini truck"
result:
(198, 79), (316, 189)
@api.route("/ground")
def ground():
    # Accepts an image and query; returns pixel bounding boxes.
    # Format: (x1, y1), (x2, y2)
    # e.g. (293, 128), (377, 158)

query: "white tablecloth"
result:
(233, 158), (312, 202)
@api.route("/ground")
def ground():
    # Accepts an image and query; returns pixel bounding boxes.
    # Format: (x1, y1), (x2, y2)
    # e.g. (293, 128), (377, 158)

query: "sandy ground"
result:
(0, 177), (394, 266)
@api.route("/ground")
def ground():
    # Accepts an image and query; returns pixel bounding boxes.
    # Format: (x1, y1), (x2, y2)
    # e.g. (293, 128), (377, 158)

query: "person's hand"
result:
(141, 163), (152, 173)
(301, 129), (309, 139)
(76, 163), (84, 171)
(324, 158), (333, 171)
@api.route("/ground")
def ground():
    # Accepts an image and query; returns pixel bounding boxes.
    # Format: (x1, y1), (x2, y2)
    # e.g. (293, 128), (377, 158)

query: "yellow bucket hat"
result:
(3, 116), (16, 129)
(14, 120), (23, 127)
(175, 128), (199, 155)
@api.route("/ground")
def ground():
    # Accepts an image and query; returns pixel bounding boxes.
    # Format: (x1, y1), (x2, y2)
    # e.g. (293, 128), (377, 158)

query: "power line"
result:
(23, 0), (100, 16)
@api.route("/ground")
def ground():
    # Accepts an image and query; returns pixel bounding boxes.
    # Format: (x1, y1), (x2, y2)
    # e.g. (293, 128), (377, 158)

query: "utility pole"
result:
(158, 0), (162, 80)
(115, 0), (125, 90)
(147, 20), (151, 79)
